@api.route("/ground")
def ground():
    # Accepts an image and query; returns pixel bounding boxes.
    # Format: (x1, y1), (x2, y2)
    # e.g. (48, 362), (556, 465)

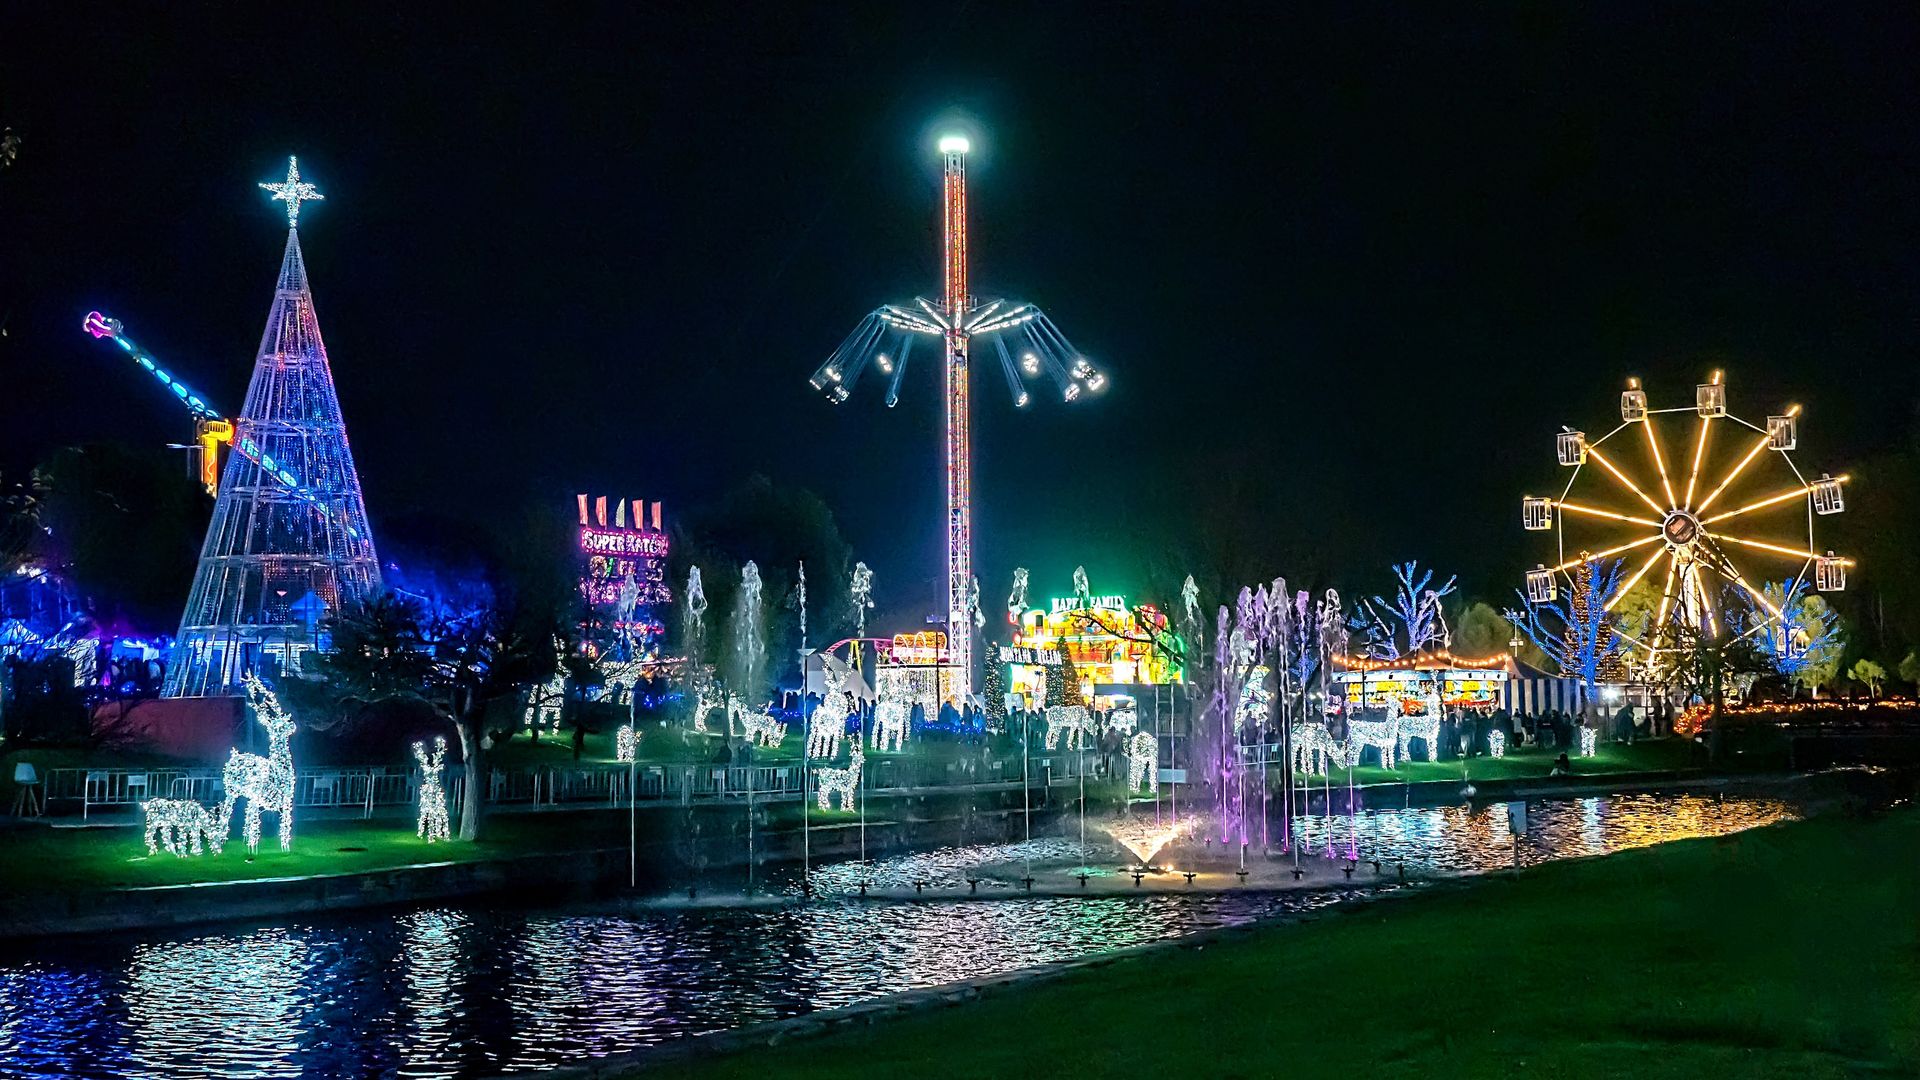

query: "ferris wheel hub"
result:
(1661, 509), (1702, 549)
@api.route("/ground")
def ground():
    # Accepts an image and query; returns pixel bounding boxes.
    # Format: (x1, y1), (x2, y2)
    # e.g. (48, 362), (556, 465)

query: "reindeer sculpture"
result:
(815, 747), (864, 811)
(1345, 715), (1399, 771)
(1125, 730), (1157, 792)
(220, 674), (298, 853)
(807, 691), (851, 760)
(1291, 721), (1346, 775)
(737, 703), (787, 748)
(690, 682), (725, 735)
(413, 736), (450, 843)
(871, 701), (910, 753)
(1396, 710), (1441, 765)
(1044, 705), (1093, 751)
(141, 797), (227, 857)
(1107, 708), (1138, 736)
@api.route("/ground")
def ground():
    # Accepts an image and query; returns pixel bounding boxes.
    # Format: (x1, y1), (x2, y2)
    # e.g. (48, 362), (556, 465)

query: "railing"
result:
(45, 747), (1112, 819)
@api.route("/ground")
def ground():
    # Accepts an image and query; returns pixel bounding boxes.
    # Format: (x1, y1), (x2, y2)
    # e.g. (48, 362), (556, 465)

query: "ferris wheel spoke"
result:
(1583, 446), (1668, 517)
(1712, 551), (1784, 621)
(1604, 546), (1667, 612)
(1703, 531), (1816, 561)
(1694, 431), (1773, 515)
(1651, 549), (1681, 632)
(1556, 501), (1663, 528)
(1682, 414), (1712, 508)
(1700, 480), (1829, 525)
(1550, 532), (1662, 573)
(1642, 414), (1679, 509)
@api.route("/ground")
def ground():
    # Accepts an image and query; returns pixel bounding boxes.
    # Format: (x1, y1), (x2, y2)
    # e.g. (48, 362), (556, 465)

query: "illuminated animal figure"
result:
(871, 701), (910, 753)
(1291, 721), (1345, 775)
(615, 724), (637, 762)
(413, 736), (450, 843)
(1125, 730), (1157, 792)
(1345, 716), (1399, 770)
(807, 692), (851, 760)
(141, 798), (227, 857)
(527, 670), (567, 735)
(690, 683), (725, 734)
(816, 747), (864, 811)
(1107, 708), (1138, 736)
(1045, 705), (1093, 751)
(1395, 711), (1441, 765)
(738, 706), (787, 749)
(218, 674), (297, 853)
(1488, 729), (1507, 759)
(1578, 725), (1597, 758)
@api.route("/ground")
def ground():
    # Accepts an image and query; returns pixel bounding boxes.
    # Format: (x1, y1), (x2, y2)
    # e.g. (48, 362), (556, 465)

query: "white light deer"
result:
(871, 701), (910, 753)
(1044, 705), (1092, 751)
(1346, 716), (1399, 771)
(413, 736), (450, 843)
(219, 674), (297, 853)
(807, 692), (850, 760)
(1396, 702), (1441, 765)
(141, 798), (227, 857)
(737, 701), (787, 748)
(1107, 708), (1138, 736)
(690, 682), (725, 735)
(1125, 730), (1157, 792)
(1292, 722), (1345, 775)
(816, 747), (864, 811)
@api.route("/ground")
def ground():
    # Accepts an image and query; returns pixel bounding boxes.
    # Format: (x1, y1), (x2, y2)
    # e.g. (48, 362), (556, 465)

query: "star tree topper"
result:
(260, 156), (323, 226)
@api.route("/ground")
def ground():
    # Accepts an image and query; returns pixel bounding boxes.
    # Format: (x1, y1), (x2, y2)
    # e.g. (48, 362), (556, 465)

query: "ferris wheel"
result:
(1521, 371), (1852, 658)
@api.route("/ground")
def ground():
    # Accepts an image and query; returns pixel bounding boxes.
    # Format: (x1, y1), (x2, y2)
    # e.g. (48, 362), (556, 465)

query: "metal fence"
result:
(45, 746), (1105, 819)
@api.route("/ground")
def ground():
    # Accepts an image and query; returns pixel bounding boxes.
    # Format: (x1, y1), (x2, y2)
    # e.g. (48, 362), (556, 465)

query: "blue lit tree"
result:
(1745, 579), (1843, 694)
(1352, 561), (1458, 660)
(1505, 558), (1628, 709)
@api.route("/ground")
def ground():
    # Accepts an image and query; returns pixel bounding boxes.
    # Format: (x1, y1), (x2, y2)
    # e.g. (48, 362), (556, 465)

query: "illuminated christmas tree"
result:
(1563, 560), (1629, 684)
(166, 160), (380, 695)
(981, 658), (1007, 719)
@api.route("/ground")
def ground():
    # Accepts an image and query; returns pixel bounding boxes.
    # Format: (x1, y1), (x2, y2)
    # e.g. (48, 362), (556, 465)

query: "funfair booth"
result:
(1004, 594), (1183, 709)
(1332, 650), (1517, 716)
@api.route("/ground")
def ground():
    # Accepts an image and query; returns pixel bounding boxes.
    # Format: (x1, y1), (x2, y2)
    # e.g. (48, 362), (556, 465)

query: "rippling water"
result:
(0, 791), (1805, 1079)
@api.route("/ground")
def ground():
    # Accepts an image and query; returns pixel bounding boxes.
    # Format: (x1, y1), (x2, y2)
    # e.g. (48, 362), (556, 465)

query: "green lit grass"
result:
(636, 807), (1920, 1079)
(0, 811), (633, 895)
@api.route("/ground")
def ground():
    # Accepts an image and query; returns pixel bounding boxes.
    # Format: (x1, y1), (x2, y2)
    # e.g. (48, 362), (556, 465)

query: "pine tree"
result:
(1060, 646), (1087, 708)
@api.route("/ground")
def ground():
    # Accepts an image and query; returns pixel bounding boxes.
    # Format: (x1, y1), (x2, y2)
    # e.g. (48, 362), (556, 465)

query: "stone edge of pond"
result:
(496, 877), (1462, 1080)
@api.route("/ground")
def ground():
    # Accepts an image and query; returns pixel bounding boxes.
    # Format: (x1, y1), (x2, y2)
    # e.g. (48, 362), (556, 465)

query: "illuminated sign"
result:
(579, 527), (670, 558)
(1050, 595), (1128, 614)
(887, 631), (949, 664)
(997, 645), (1060, 666)
(575, 495), (671, 615)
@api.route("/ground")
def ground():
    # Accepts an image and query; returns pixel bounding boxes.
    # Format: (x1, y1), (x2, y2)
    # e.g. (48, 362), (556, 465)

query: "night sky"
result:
(3, 7), (1915, 620)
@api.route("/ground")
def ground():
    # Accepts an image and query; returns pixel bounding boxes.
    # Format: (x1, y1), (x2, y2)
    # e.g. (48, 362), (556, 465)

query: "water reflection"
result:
(0, 791), (1810, 1079)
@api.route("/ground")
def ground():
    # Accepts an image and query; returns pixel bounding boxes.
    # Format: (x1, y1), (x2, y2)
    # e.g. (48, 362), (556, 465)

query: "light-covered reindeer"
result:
(1291, 721), (1345, 775)
(1044, 705), (1092, 751)
(815, 747), (864, 811)
(413, 736), (450, 843)
(871, 701), (910, 753)
(807, 692), (851, 760)
(141, 797), (227, 857)
(737, 702), (787, 748)
(221, 674), (298, 853)
(1125, 730), (1157, 792)
(1345, 715), (1399, 771)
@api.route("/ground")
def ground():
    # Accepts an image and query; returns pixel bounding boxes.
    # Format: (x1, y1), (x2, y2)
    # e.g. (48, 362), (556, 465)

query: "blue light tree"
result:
(1744, 579), (1843, 692)
(1352, 561), (1458, 660)
(1504, 558), (1628, 715)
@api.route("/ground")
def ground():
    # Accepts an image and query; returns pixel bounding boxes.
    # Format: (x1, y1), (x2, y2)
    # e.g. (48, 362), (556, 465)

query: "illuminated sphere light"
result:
(220, 674), (298, 854)
(142, 798), (228, 857)
(871, 701), (910, 753)
(413, 737), (451, 843)
(937, 134), (971, 154)
(815, 748), (864, 811)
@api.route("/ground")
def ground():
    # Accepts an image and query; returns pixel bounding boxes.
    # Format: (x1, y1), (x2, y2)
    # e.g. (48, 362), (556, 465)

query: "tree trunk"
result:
(456, 717), (486, 842)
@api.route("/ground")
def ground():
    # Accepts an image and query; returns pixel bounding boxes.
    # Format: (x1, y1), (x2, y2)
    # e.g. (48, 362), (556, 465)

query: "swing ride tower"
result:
(810, 130), (1107, 705)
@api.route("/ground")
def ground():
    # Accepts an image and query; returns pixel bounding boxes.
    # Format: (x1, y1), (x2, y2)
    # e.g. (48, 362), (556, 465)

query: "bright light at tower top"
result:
(938, 134), (971, 155)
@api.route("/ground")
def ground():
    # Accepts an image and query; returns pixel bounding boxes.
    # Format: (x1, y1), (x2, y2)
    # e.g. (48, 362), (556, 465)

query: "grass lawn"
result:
(635, 807), (1920, 1079)
(0, 810), (634, 896)
(1333, 739), (1701, 787)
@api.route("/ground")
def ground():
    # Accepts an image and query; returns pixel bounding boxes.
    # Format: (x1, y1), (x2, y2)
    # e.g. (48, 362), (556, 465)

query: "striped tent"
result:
(1503, 675), (1588, 715)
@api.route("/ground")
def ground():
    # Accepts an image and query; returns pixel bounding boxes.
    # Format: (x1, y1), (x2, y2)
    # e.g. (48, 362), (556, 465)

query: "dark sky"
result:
(2, 6), (1915, 619)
